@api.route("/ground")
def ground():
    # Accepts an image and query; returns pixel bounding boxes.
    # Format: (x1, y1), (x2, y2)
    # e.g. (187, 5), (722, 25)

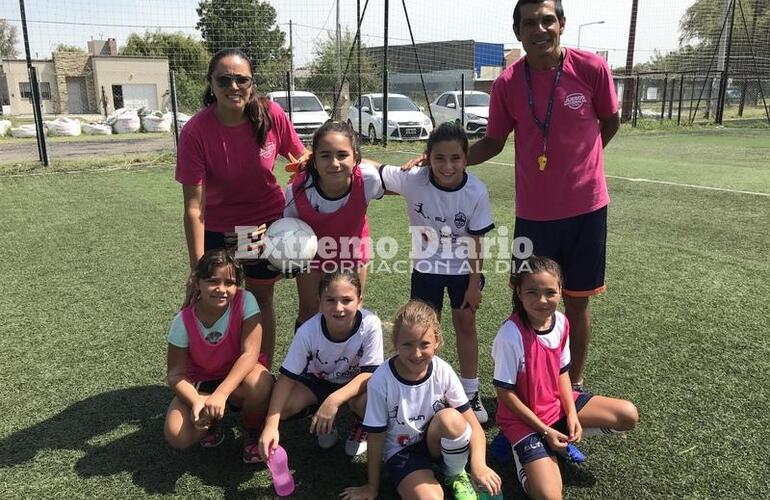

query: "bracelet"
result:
(541, 429), (549, 438)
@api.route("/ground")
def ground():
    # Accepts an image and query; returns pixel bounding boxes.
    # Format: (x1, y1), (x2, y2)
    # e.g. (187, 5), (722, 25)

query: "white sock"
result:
(441, 422), (472, 477)
(459, 377), (479, 396)
(582, 427), (625, 437)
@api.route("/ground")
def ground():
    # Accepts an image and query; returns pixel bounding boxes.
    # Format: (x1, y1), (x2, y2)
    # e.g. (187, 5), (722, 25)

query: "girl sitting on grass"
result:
(343, 300), (501, 500)
(493, 256), (639, 498)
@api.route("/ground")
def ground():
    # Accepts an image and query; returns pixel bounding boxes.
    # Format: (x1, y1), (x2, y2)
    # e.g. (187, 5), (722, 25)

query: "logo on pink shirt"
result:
(259, 141), (276, 159)
(563, 93), (588, 110)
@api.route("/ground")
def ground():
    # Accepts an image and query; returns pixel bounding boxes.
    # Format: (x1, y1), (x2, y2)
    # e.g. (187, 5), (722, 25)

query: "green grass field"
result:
(1, 127), (769, 499)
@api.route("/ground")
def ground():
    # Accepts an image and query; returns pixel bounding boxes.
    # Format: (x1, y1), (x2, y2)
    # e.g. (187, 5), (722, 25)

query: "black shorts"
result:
(204, 228), (281, 282)
(513, 206), (607, 297)
(511, 392), (593, 466)
(193, 379), (241, 412)
(410, 270), (485, 312)
(279, 370), (344, 409)
(385, 438), (442, 488)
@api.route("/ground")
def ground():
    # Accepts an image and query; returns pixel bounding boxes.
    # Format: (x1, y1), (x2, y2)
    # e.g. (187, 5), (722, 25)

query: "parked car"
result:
(266, 91), (330, 140)
(347, 93), (433, 141)
(429, 91), (489, 135)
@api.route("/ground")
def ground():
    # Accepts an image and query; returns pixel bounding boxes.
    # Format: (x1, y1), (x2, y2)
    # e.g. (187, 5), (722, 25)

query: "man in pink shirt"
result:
(470, 0), (620, 389)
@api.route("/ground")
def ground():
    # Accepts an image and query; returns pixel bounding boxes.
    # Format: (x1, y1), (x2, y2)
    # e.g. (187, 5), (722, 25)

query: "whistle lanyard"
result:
(524, 52), (564, 171)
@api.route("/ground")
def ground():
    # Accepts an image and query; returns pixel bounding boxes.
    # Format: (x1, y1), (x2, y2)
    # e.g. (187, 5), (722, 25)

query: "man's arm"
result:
(466, 135), (508, 166)
(600, 112), (620, 148)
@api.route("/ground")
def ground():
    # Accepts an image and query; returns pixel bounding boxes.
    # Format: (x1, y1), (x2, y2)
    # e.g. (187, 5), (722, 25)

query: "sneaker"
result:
(563, 442), (587, 464)
(317, 427), (338, 449)
(445, 471), (477, 500)
(199, 422), (224, 448)
(489, 431), (512, 462)
(344, 420), (368, 456)
(242, 428), (261, 463)
(468, 392), (488, 424)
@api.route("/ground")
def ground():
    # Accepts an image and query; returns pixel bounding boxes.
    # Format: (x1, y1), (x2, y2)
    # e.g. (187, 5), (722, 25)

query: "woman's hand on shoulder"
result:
(340, 484), (378, 500)
(286, 151), (313, 181)
(400, 153), (428, 171)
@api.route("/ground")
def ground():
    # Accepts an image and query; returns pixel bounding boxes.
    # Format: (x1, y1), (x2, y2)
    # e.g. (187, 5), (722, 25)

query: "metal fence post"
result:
(169, 70), (180, 149)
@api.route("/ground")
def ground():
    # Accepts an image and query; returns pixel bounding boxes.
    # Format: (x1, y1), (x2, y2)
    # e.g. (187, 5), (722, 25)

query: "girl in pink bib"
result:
(164, 250), (274, 464)
(284, 121), (385, 329)
(492, 256), (639, 498)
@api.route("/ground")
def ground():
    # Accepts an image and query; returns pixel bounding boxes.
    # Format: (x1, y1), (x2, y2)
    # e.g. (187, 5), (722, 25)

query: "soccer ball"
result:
(263, 217), (318, 275)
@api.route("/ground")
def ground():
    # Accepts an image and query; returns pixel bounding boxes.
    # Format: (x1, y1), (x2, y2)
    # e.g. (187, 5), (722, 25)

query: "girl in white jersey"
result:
(342, 300), (501, 500)
(284, 121), (385, 331)
(379, 123), (494, 425)
(259, 271), (384, 464)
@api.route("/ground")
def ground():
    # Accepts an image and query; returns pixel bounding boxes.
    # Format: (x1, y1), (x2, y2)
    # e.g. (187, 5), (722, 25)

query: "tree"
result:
(302, 30), (380, 105)
(0, 19), (19, 58)
(54, 44), (85, 53)
(196, 0), (290, 86)
(121, 31), (210, 113)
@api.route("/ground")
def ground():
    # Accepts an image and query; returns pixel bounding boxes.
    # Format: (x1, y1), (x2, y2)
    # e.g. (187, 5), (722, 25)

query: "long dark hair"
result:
(510, 255), (562, 329)
(202, 48), (273, 144)
(318, 270), (363, 298)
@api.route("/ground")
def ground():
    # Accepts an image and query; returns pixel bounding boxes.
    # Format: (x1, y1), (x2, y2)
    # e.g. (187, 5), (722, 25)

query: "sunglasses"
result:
(213, 74), (253, 89)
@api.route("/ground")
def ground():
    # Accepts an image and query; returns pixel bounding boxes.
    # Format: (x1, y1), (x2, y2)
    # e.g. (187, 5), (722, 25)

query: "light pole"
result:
(577, 20), (605, 49)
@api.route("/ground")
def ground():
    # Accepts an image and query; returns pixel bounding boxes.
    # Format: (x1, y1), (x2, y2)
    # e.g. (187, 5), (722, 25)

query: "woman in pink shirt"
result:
(176, 48), (307, 369)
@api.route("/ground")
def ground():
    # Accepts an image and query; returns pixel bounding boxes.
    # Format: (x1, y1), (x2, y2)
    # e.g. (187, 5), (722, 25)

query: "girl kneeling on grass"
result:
(164, 249), (273, 463)
(259, 271), (384, 462)
(493, 256), (639, 499)
(343, 300), (501, 500)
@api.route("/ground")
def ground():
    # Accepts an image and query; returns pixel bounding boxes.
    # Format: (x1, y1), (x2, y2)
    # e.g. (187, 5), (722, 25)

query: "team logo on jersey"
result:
(564, 93), (587, 110)
(259, 141), (276, 159)
(205, 331), (224, 344)
(454, 212), (467, 229)
(432, 398), (449, 413)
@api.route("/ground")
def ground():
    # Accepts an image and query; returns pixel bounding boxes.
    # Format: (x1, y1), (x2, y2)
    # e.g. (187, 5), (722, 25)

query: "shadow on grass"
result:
(0, 385), (276, 496)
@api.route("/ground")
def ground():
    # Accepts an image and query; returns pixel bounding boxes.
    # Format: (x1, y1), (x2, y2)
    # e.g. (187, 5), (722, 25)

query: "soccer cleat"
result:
(317, 427), (339, 449)
(242, 428), (262, 464)
(468, 392), (489, 424)
(199, 422), (225, 448)
(489, 431), (512, 462)
(445, 471), (478, 500)
(562, 443), (587, 464)
(344, 420), (368, 456)
(478, 489), (505, 500)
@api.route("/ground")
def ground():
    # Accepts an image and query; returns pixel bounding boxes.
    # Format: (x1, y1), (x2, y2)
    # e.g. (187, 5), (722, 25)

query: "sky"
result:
(2, 0), (695, 69)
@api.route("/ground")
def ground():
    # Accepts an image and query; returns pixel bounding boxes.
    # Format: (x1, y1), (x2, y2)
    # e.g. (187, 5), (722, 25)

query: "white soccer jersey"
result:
(379, 165), (494, 275)
(491, 312), (571, 390)
(362, 355), (471, 461)
(283, 163), (385, 218)
(279, 309), (384, 385)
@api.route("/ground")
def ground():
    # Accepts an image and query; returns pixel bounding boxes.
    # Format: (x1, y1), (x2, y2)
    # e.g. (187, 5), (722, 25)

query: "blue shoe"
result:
(564, 443), (587, 464)
(489, 431), (512, 462)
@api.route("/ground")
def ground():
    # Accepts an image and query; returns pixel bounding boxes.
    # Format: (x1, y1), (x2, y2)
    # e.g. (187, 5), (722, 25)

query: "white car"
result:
(347, 93), (432, 141)
(429, 91), (489, 135)
(266, 91), (330, 140)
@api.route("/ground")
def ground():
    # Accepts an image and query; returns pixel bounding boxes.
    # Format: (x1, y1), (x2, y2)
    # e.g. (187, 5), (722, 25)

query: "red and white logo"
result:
(563, 93), (587, 110)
